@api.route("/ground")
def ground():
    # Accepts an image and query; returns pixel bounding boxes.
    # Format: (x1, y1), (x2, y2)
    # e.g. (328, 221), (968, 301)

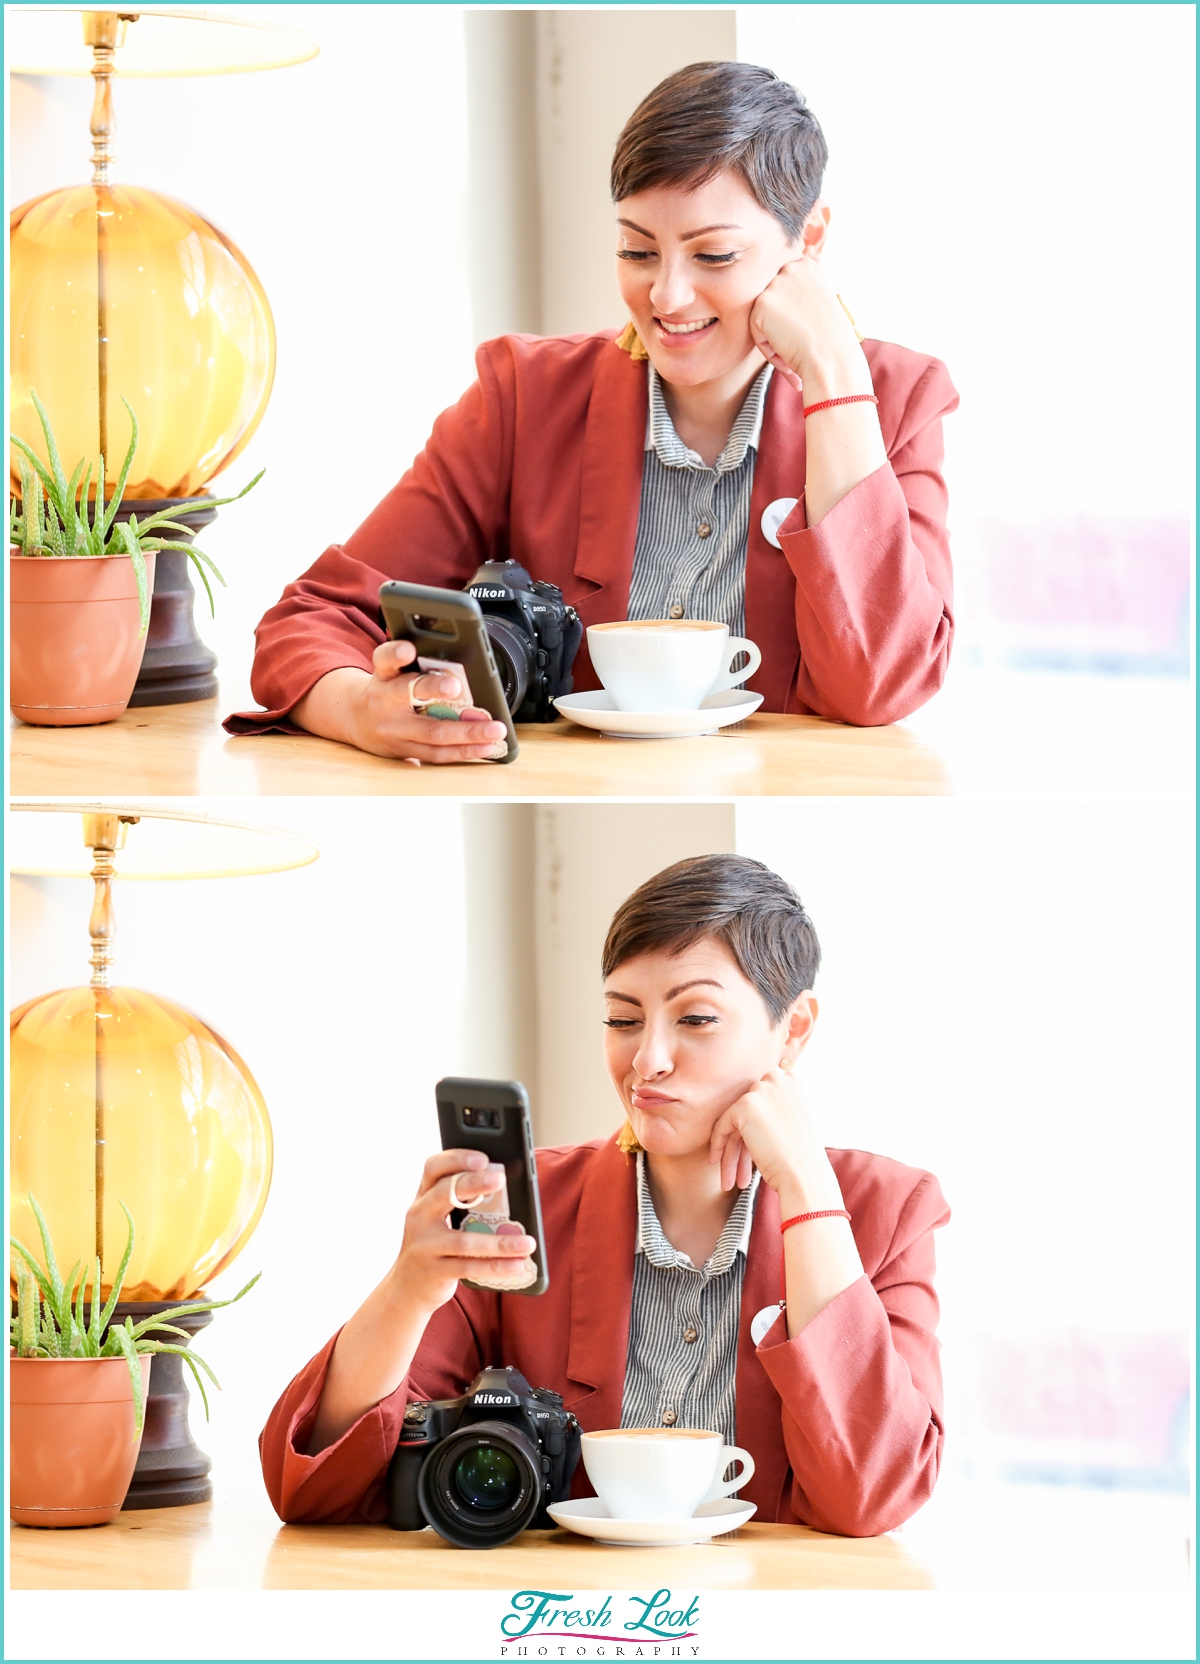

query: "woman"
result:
(260, 856), (950, 1536)
(230, 63), (957, 758)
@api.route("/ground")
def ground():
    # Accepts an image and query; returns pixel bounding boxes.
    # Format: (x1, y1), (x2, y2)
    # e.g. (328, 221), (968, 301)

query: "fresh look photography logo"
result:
(498, 1589), (702, 1658)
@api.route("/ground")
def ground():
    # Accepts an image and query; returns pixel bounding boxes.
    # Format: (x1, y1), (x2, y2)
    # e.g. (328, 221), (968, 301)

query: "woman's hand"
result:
(393, 1150), (538, 1316)
(307, 1150), (537, 1454)
(711, 1070), (863, 1340)
(292, 641), (509, 763)
(707, 1067), (846, 1219)
(750, 254), (887, 525)
(749, 254), (869, 399)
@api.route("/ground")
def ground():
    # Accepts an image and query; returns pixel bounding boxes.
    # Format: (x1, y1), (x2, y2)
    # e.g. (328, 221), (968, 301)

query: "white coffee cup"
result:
(580, 1428), (755, 1521)
(587, 620), (763, 713)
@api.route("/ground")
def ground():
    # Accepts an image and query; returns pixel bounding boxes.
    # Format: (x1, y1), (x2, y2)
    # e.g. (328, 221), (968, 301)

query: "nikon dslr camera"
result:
(466, 560), (583, 722)
(387, 1366), (582, 1548)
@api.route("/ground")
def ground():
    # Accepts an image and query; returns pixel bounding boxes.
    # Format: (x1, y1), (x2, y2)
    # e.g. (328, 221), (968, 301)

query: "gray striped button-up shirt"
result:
(621, 1153), (761, 1451)
(625, 363), (773, 638)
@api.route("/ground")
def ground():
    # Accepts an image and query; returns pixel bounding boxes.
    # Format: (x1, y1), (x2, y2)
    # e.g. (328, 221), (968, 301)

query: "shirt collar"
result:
(644, 362), (773, 474)
(635, 1151), (760, 1276)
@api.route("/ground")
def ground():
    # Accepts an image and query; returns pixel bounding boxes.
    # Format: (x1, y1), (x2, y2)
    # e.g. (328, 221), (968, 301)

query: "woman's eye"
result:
(616, 249), (654, 262)
(678, 1014), (719, 1027)
(696, 252), (739, 266)
(603, 1017), (639, 1030)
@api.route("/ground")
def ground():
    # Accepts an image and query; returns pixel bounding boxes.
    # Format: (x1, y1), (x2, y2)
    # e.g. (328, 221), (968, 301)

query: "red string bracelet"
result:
(781, 1209), (851, 1233)
(802, 394), (879, 418)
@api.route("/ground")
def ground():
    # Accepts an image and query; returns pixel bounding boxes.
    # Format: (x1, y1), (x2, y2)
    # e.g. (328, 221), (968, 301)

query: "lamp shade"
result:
(6, 8), (320, 77)
(10, 183), (276, 499)
(8, 800), (320, 878)
(10, 985), (272, 1301)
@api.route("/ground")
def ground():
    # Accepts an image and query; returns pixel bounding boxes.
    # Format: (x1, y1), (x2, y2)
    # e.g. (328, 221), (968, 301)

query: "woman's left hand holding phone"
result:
(291, 640), (510, 763)
(306, 1151), (536, 1455)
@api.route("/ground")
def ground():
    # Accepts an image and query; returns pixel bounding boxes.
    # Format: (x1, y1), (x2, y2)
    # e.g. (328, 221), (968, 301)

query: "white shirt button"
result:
(668, 603), (684, 619)
(761, 498), (800, 550)
(696, 521), (712, 539)
(661, 1407), (678, 1425)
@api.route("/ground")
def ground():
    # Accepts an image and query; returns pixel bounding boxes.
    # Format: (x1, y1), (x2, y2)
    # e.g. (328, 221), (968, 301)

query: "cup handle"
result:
(709, 638), (762, 696)
(702, 1444), (756, 1503)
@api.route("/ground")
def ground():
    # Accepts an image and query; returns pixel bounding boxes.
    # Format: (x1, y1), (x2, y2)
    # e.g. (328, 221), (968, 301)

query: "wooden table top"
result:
(9, 1499), (933, 1590)
(9, 697), (949, 798)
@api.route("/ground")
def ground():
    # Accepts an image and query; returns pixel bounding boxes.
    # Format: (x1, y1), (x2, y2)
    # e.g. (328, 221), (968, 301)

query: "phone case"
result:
(378, 581), (520, 763)
(435, 1077), (548, 1296)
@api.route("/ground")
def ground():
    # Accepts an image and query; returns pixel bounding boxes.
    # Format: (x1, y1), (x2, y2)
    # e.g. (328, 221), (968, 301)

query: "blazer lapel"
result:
(747, 372), (807, 713)
(736, 1179), (790, 1522)
(565, 1136), (638, 1427)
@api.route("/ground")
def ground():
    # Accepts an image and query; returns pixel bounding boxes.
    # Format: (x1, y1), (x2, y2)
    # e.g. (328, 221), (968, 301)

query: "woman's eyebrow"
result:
(604, 990), (642, 1006)
(667, 978), (724, 999)
(616, 219), (745, 241)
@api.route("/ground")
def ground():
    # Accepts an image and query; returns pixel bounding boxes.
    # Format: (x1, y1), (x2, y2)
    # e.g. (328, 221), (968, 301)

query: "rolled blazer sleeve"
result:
(227, 348), (516, 733)
(259, 1294), (498, 1524)
(778, 354), (958, 726)
(757, 1169), (951, 1536)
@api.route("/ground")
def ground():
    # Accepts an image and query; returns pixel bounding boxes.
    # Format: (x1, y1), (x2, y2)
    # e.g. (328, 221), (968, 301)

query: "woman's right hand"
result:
(292, 641), (510, 763)
(394, 1150), (537, 1316)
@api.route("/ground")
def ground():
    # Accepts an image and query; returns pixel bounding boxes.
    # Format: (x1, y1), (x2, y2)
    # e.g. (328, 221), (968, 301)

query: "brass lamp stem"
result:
(84, 12), (135, 185)
(83, 810), (137, 1266)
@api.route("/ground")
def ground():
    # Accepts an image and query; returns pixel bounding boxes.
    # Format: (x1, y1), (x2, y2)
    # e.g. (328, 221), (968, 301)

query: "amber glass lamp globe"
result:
(10, 183), (275, 500)
(10, 985), (272, 1301)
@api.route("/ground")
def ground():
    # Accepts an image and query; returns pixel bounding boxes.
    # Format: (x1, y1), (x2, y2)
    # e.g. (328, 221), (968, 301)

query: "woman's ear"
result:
(778, 990), (819, 1070)
(800, 200), (831, 259)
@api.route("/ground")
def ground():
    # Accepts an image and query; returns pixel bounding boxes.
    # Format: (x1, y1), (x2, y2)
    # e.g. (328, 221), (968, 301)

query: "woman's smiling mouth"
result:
(655, 315), (718, 343)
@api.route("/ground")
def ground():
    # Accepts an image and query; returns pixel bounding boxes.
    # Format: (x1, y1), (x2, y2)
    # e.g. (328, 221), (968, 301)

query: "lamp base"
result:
(113, 1302), (215, 1509)
(112, 500), (220, 707)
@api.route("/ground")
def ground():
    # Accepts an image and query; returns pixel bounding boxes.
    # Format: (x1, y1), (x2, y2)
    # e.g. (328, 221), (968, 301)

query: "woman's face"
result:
(614, 169), (815, 389)
(603, 937), (815, 1158)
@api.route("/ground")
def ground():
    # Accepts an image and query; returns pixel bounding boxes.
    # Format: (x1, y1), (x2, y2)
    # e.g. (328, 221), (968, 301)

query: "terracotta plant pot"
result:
(10, 1354), (152, 1528)
(9, 550), (155, 726)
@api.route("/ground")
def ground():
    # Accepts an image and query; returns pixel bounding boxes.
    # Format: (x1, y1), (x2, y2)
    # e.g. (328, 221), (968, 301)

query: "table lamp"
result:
(9, 799), (319, 1507)
(8, 7), (318, 705)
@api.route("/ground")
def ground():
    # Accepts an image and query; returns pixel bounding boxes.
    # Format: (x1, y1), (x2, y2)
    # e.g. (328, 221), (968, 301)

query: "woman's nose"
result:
(649, 256), (695, 318)
(632, 1024), (673, 1079)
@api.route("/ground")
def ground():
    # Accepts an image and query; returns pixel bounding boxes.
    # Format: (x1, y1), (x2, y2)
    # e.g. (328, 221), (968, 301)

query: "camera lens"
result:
(417, 1421), (543, 1548)
(454, 1446), (520, 1511)
(483, 617), (536, 715)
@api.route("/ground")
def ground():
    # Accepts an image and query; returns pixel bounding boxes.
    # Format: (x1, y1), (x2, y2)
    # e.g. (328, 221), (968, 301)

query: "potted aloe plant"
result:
(9, 391), (260, 727)
(9, 1193), (257, 1529)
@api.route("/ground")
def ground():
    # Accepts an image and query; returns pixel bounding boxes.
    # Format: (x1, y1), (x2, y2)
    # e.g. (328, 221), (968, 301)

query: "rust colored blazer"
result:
(260, 1138), (951, 1538)
(229, 332), (958, 733)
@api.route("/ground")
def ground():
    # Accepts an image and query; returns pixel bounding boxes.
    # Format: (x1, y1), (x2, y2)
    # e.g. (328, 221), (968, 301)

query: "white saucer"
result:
(553, 689), (763, 739)
(546, 1497), (756, 1546)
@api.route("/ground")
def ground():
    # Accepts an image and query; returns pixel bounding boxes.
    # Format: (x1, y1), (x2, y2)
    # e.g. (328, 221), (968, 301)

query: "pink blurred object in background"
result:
(976, 517), (1191, 675)
(971, 1330), (1190, 1491)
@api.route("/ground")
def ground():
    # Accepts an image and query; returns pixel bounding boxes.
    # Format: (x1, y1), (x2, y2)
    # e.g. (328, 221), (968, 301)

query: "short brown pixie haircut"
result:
(610, 61), (828, 241)
(602, 854), (821, 1024)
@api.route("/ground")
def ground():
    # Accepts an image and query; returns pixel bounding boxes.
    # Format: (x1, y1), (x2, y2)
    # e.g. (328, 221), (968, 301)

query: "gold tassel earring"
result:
(616, 1119), (645, 1155)
(615, 320), (650, 362)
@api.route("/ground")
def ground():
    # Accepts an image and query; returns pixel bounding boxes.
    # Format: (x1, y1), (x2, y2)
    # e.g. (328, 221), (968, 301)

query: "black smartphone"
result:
(435, 1077), (548, 1297)
(378, 580), (519, 763)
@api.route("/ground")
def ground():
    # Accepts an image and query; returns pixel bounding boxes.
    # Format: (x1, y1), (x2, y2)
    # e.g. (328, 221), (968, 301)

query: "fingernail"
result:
(483, 742), (508, 759)
(439, 676), (461, 695)
(466, 1152), (488, 1167)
